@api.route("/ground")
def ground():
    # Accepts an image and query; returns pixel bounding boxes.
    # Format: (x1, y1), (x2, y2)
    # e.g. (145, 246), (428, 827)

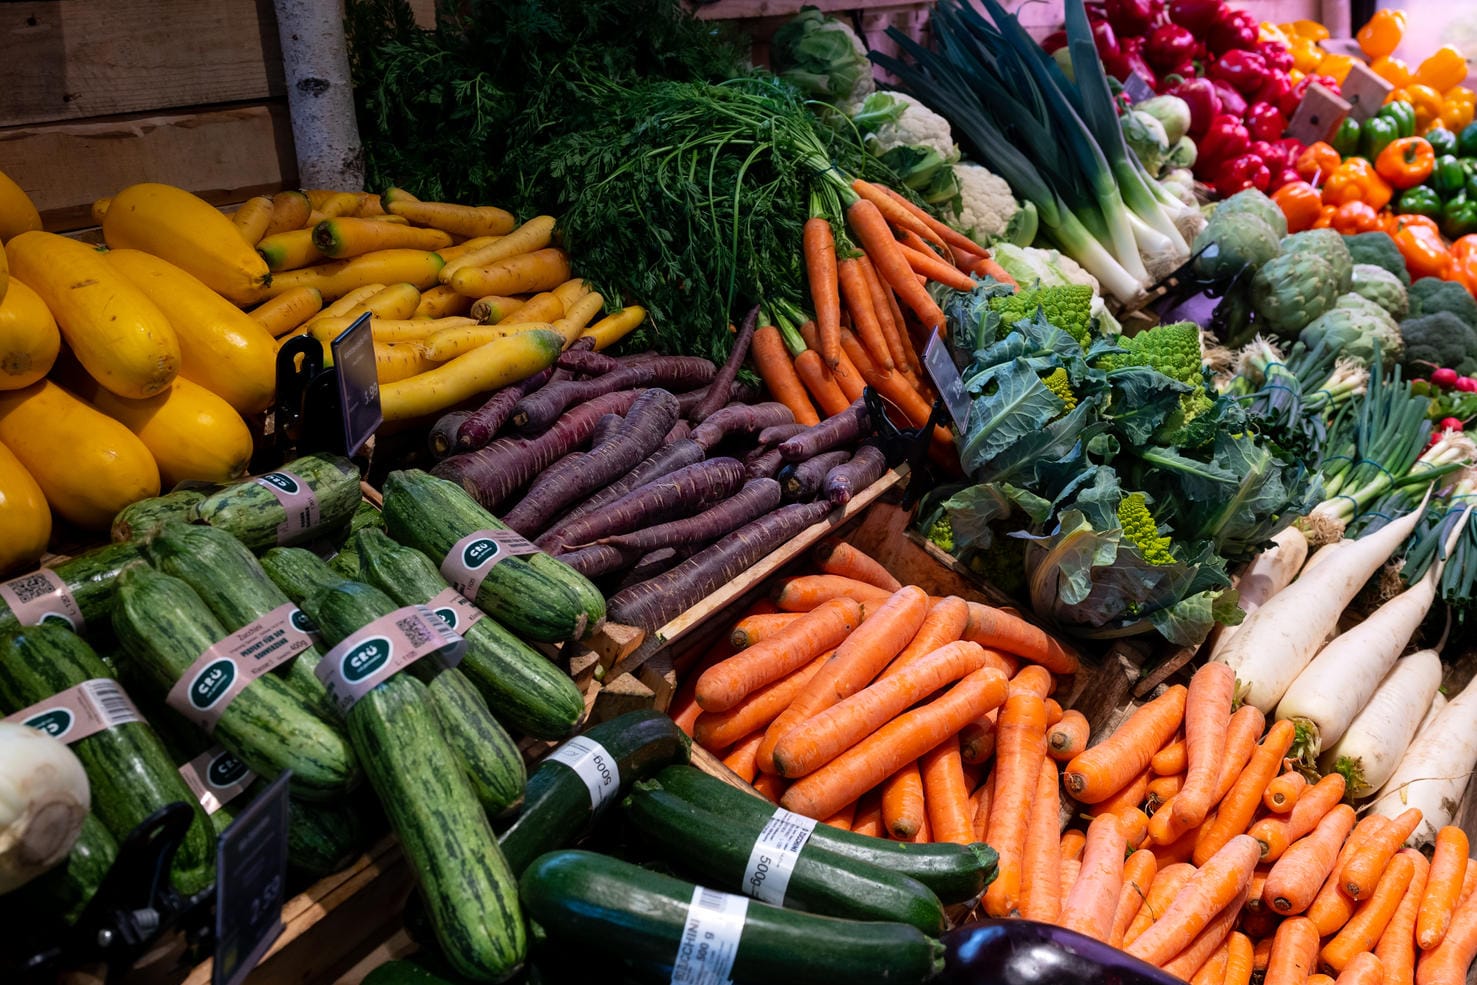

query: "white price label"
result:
(741, 808), (816, 905)
(670, 886), (747, 985)
(545, 735), (620, 814)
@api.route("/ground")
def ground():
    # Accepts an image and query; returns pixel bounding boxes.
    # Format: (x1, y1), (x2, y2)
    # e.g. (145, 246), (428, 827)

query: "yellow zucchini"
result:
(0, 439), (51, 574)
(250, 287), (324, 338)
(0, 240), (7, 306)
(257, 229), (325, 272)
(0, 381), (160, 530)
(413, 285), (474, 319)
(380, 329), (563, 422)
(7, 231), (180, 399)
(0, 171), (42, 243)
(86, 377), (253, 488)
(581, 306), (647, 351)
(262, 250), (445, 301)
(0, 279), (60, 390)
(105, 249), (277, 415)
(103, 182), (271, 305)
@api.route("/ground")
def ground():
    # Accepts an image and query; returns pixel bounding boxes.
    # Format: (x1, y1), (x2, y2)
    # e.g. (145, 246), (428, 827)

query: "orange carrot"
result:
(1116, 807), (1150, 852)
(669, 640), (732, 737)
(1212, 704), (1268, 800)
(695, 597), (862, 712)
(1325, 851), (1418, 972)
(782, 666), (1008, 821)
(773, 574), (892, 612)
(804, 217), (842, 367)
(898, 242), (976, 290)
(752, 770), (784, 804)
(839, 328), (942, 435)
(921, 737), (975, 845)
(693, 650), (832, 751)
(857, 180), (983, 260)
(1247, 866), (1272, 914)
(852, 789), (884, 838)
(1251, 773), (1347, 861)
(793, 349), (852, 416)
(1225, 932), (1255, 985)
(838, 257), (894, 372)
(973, 768), (997, 843)
(1253, 937), (1275, 974)
(957, 710), (998, 764)
(1092, 769), (1150, 820)
(1060, 828), (1086, 862)
(1111, 849), (1159, 947)
(1193, 719), (1297, 866)
(1335, 952), (1386, 985)
(760, 586), (932, 774)
(1151, 821), (1203, 869)
(963, 601), (1081, 674)
(1124, 862), (1197, 947)
(752, 324), (821, 426)
(896, 227), (939, 259)
(1021, 757), (1063, 923)
(1148, 773), (1186, 802)
(1043, 698), (1064, 726)
(1048, 710), (1091, 762)
(1415, 879), (1477, 985)
(1266, 917), (1322, 985)
(1152, 737), (1188, 776)
(1061, 813), (1128, 941)
(1161, 879), (1254, 982)
(1127, 835), (1261, 966)
(1460, 864), (1477, 905)
(1378, 849), (1430, 985)
(1265, 804), (1358, 915)
(1168, 662), (1236, 838)
(812, 540), (901, 592)
(1060, 857), (1082, 897)
(721, 732), (765, 783)
(1310, 816), (1390, 937)
(984, 691), (1050, 917)
(730, 612), (806, 650)
(881, 596), (971, 680)
(848, 180), (950, 252)
(1345, 808), (1423, 900)
(1264, 772), (1308, 814)
(1309, 975), (1338, 985)
(1419, 828), (1470, 951)
(857, 254), (911, 377)
(823, 801), (857, 831)
(1065, 685), (1188, 805)
(1191, 940), (1233, 985)
(1008, 664), (1055, 699)
(846, 199), (947, 332)
(882, 761), (928, 839)
(882, 282), (925, 378)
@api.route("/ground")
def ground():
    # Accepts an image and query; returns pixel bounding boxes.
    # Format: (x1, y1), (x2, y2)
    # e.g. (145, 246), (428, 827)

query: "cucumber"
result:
(141, 522), (336, 720)
(110, 565), (359, 803)
(622, 782), (946, 934)
(380, 470), (605, 643)
(651, 765), (996, 905)
(3, 812), (117, 927)
(353, 528), (584, 740)
(260, 546), (343, 604)
(497, 710), (689, 876)
(0, 624), (216, 895)
(520, 850), (945, 985)
(197, 453), (362, 551)
(0, 542), (143, 637)
(110, 489), (207, 543)
(302, 579), (525, 816)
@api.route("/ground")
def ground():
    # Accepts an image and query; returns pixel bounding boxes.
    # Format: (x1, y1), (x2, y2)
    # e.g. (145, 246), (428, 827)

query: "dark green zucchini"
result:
(329, 545), (363, 580)
(649, 765), (997, 905)
(110, 565), (359, 803)
(8, 812), (118, 927)
(141, 522), (336, 720)
(353, 528), (583, 740)
(110, 489), (206, 543)
(380, 470), (605, 643)
(197, 453), (362, 551)
(204, 778), (369, 877)
(348, 499), (384, 536)
(622, 782), (945, 933)
(302, 579), (525, 816)
(0, 543), (143, 637)
(0, 624), (216, 895)
(520, 850), (945, 985)
(361, 960), (467, 985)
(259, 547), (343, 606)
(497, 710), (689, 876)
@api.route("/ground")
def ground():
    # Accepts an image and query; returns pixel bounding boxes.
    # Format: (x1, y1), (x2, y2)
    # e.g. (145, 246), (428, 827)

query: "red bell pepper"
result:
(1269, 167), (1303, 192)
(1167, 0), (1225, 32)
(1209, 49), (1270, 96)
(1246, 101), (1289, 142)
(1209, 77), (1248, 117)
(1253, 72), (1293, 108)
(1259, 40), (1294, 74)
(1117, 38), (1159, 88)
(1105, 0), (1161, 37)
(1169, 78), (1221, 138)
(1145, 24), (1198, 72)
(1215, 154), (1272, 194)
(1208, 8), (1259, 53)
(1199, 113), (1251, 166)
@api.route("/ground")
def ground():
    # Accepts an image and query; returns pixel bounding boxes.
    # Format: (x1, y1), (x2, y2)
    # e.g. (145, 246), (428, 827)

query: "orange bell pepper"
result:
(1452, 234), (1477, 264)
(1375, 137), (1436, 189)
(1318, 54), (1356, 86)
(1357, 9), (1407, 61)
(1259, 22), (1290, 45)
(1370, 56), (1413, 90)
(1323, 158), (1393, 211)
(1392, 217), (1453, 280)
(1331, 201), (1383, 235)
(1273, 181), (1325, 233)
(1290, 38), (1326, 74)
(1408, 84), (1446, 130)
(1387, 87), (1412, 106)
(1415, 46), (1470, 94)
(1443, 257), (1476, 294)
(1291, 20), (1330, 42)
(1295, 141), (1342, 184)
(1312, 206), (1337, 229)
(1444, 88), (1476, 130)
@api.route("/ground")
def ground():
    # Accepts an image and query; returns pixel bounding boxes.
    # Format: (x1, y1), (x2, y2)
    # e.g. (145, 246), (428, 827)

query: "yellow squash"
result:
(7, 231), (180, 399)
(0, 241), (7, 306)
(0, 279), (60, 390)
(262, 249), (445, 301)
(0, 439), (51, 574)
(87, 377), (253, 488)
(0, 380), (160, 530)
(0, 171), (42, 243)
(380, 328), (563, 421)
(103, 182), (271, 305)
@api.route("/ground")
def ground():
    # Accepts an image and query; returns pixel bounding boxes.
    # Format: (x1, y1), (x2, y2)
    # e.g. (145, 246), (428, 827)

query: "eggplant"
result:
(938, 920), (1187, 985)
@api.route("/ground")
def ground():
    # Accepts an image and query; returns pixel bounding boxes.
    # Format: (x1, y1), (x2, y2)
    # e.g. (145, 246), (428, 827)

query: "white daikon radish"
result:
(0, 722), (90, 893)
(1419, 691), (1448, 738)
(1298, 538), (1348, 576)
(1371, 671), (1477, 846)
(1214, 489), (1433, 712)
(1210, 526), (1309, 660)
(1274, 511), (1466, 758)
(1318, 649), (1444, 799)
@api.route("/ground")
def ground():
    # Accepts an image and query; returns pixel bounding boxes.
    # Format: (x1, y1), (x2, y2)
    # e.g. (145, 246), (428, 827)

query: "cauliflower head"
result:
(1349, 263), (1410, 321)
(852, 91), (955, 159)
(948, 162), (1025, 246)
(1252, 251), (1340, 337)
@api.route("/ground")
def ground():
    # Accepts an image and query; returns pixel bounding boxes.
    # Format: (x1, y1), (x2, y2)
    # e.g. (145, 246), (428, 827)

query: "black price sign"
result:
(213, 769), (290, 985)
(333, 313), (382, 456)
(922, 330), (970, 431)
(1123, 73), (1154, 105)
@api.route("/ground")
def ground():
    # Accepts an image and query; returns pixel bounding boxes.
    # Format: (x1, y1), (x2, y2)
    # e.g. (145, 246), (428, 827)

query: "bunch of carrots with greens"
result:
(669, 539), (1477, 985)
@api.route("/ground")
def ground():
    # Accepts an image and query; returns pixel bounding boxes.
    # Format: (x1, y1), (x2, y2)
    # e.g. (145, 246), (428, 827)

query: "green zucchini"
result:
(329, 545), (363, 580)
(349, 499), (384, 536)
(141, 522), (336, 720)
(197, 453), (362, 551)
(0, 543), (143, 637)
(110, 489), (206, 543)
(0, 624), (216, 895)
(260, 546), (343, 604)
(520, 850), (945, 985)
(353, 528), (584, 739)
(203, 777), (369, 877)
(110, 565), (359, 803)
(650, 765), (997, 904)
(380, 470), (605, 643)
(361, 961), (466, 985)
(4, 812), (117, 927)
(497, 710), (689, 876)
(622, 782), (945, 933)
(302, 580), (525, 816)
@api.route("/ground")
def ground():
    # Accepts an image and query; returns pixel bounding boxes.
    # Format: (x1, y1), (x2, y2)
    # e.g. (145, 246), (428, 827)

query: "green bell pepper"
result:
(1427, 127), (1459, 158)
(1432, 154), (1468, 197)
(1361, 116), (1403, 160)
(1377, 100), (1417, 139)
(1333, 117), (1363, 158)
(1442, 192), (1477, 239)
(1460, 121), (1477, 159)
(1399, 185), (1445, 220)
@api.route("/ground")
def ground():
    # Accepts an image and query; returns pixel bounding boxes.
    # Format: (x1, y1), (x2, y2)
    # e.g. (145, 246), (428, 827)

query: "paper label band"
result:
(439, 528), (541, 600)
(315, 604), (465, 714)
(0, 568), (86, 633)
(741, 808), (817, 905)
(670, 886), (747, 985)
(545, 735), (620, 815)
(166, 603), (321, 733)
(254, 470), (320, 544)
(425, 586), (487, 636)
(5, 679), (143, 745)
(178, 746), (257, 815)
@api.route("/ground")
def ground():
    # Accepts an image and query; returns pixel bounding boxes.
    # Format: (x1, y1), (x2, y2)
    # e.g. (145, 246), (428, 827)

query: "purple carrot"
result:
(691, 402), (795, 451)
(453, 338), (595, 451)
(542, 438), (706, 540)
(614, 546), (698, 591)
(599, 478), (782, 553)
(555, 348), (624, 375)
(511, 356), (716, 433)
(590, 413), (625, 447)
(783, 451), (852, 502)
(745, 446), (786, 480)
(605, 501), (833, 631)
(433, 388), (644, 511)
(823, 444), (887, 505)
(663, 421), (692, 446)
(757, 422), (808, 448)
(537, 457), (748, 553)
(778, 397), (870, 463)
(677, 380), (760, 418)
(503, 389), (681, 536)
(553, 544), (643, 579)
(689, 304), (761, 423)
(429, 410), (473, 460)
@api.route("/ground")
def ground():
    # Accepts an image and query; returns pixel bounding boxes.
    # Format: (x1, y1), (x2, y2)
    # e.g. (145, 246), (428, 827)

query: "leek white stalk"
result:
(1318, 649), (1444, 799)
(0, 722), (90, 893)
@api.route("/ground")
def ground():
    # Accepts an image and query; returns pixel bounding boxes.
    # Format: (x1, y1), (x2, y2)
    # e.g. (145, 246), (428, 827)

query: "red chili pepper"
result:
(1208, 8), (1259, 53)
(1208, 49), (1270, 96)
(1246, 102), (1289, 142)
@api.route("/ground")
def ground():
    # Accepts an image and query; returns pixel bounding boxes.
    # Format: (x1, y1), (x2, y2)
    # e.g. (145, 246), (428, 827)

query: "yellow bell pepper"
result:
(1290, 68), (1306, 85)
(1318, 53), (1356, 86)
(1357, 9), (1407, 61)
(1291, 38), (1326, 74)
(1260, 22), (1290, 45)
(1291, 20), (1330, 42)
(1445, 87), (1477, 130)
(1408, 84), (1446, 130)
(1370, 56), (1413, 89)
(1415, 46), (1471, 93)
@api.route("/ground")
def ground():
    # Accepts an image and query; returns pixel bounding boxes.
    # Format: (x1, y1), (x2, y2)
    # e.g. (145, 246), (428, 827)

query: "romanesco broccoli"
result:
(1101, 321), (1204, 384)
(927, 515), (955, 553)
(989, 284), (1094, 345)
(1118, 493), (1176, 566)
(1042, 367), (1077, 411)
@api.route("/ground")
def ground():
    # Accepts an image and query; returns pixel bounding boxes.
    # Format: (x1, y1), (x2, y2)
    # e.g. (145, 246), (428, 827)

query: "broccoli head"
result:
(1400, 311), (1477, 377)
(1343, 232), (1411, 286)
(989, 284), (1094, 345)
(1407, 277), (1477, 327)
(1118, 493), (1176, 566)
(1101, 321), (1204, 384)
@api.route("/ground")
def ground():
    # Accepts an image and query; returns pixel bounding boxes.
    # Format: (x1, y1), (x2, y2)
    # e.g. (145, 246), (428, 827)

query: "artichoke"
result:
(1348, 263), (1410, 321)
(1281, 228), (1354, 293)
(1251, 251), (1340, 337)
(1214, 189), (1288, 238)
(1192, 213), (1281, 281)
(1306, 295), (1405, 369)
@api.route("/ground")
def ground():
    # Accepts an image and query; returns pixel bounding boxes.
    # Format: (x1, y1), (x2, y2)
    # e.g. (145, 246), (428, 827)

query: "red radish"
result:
(1432, 368), (1460, 388)
(1440, 417), (1466, 433)
(1457, 377), (1477, 393)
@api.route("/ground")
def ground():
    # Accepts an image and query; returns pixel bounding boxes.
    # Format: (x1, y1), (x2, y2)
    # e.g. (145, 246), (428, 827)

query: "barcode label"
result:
(82, 680), (139, 726)
(316, 604), (465, 714)
(545, 735), (620, 815)
(741, 808), (816, 905)
(670, 886), (747, 985)
(394, 614), (435, 648)
(0, 567), (86, 632)
(3, 678), (142, 745)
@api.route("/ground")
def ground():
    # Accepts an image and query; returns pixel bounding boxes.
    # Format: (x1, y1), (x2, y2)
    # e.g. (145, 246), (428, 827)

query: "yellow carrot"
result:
(581, 306), (647, 350)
